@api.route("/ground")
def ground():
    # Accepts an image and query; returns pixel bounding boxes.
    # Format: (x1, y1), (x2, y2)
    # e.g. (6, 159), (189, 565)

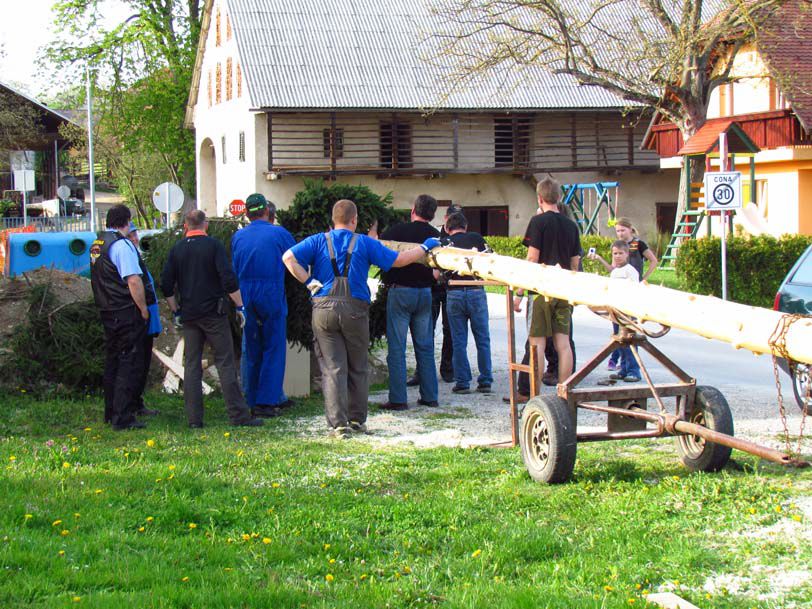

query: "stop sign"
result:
(229, 199), (245, 216)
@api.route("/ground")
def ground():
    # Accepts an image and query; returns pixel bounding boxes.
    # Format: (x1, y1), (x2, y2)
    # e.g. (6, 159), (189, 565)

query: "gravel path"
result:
(299, 293), (812, 458)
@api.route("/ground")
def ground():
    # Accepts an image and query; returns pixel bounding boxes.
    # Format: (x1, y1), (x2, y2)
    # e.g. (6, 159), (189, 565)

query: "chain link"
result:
(768, 313), (809, 460)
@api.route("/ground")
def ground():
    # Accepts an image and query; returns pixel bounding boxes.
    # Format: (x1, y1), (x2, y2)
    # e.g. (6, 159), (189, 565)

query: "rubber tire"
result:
(676, 386), (733, 472)
(791, 364), (812, 415)
(520, 395), (577, 484)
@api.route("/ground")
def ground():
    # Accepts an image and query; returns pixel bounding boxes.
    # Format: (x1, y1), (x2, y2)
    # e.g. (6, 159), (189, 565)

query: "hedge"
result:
(484, 235), (615, 275)
(675, 234), (812, 308)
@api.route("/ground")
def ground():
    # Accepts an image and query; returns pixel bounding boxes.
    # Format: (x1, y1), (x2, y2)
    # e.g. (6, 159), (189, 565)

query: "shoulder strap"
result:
(343, 234), (360, 277)
(324, 232), (341, 277)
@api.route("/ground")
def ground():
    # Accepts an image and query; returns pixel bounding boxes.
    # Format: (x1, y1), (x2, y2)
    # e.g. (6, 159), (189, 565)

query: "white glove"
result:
(306, 277), (324, 296)
(235, 306), (246, 329)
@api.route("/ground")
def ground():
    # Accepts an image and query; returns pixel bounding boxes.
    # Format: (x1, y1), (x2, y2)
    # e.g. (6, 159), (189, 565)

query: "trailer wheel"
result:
(520, 396), (576, 484)
(677, 386), (733, 472)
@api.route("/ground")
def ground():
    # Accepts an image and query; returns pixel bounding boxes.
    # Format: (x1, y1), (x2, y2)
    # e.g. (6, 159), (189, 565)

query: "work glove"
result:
(235, 306), (246, 329)
(420, 237), (441, 252)
(173, 311), (183, 329)
(305, 277), (324, 296)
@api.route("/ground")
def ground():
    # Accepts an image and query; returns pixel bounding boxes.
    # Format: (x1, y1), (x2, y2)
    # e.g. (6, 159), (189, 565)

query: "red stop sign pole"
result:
(229, 199), (245, 216)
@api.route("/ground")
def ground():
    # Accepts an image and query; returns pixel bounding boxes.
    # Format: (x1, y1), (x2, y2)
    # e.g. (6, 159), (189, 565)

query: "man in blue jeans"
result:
(380, 194), (441, 410)
(444, 212), (493, 394)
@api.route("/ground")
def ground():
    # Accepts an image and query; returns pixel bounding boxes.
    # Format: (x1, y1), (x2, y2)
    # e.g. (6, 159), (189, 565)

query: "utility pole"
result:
(86, 64), (96, 231)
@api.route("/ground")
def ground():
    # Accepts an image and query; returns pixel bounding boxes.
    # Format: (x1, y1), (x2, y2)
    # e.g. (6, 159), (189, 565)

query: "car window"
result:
(790, 249), (812, 285)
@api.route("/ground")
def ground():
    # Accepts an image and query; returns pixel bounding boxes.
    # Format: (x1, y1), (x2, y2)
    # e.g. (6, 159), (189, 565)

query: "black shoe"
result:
(112, 420), (146, 431)
(476, 384), (492, 394)
(135, 407), (160, 417)
(253, 405), (282, 418)
(406, 375), (420, 387)
(417, 398), (439, 408)
(441, 373), (455, 383)
(274, 399), (295, 410)
(378, 401), (408, 411)
(452, 385), (472, 394)
(542, 372), (557, 387)
(189, 422), (204, 429)
(235, 418), (265, 427)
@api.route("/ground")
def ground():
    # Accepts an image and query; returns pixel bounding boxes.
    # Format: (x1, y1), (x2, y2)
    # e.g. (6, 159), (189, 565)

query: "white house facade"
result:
(186, 0), (679, 239)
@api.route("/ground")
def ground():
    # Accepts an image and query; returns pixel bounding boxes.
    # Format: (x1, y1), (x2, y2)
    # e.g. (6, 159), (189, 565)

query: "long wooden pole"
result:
(382, 242), (812, 366)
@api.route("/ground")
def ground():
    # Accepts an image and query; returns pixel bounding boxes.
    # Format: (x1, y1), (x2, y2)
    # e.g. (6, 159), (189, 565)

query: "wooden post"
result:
(506, 287), (519, 446)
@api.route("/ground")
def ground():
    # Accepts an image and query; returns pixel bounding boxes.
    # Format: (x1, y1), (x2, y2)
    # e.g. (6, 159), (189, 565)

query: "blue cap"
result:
(128, 222), (138, 232)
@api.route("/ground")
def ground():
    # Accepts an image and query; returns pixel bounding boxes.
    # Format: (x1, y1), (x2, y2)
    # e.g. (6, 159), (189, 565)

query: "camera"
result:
(588, 247), (596, 256)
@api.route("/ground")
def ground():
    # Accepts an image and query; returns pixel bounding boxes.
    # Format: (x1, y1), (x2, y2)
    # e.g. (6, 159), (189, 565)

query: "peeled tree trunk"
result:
(384, 242), (812, 365)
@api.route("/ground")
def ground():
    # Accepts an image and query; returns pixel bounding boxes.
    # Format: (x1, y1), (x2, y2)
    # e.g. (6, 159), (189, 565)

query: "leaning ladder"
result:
(661, 181), (705, 270)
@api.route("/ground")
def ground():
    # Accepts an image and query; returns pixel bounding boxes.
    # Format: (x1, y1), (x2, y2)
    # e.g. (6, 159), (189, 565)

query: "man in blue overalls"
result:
(231, 193), (296, 417)
(282, 199), (439, 438)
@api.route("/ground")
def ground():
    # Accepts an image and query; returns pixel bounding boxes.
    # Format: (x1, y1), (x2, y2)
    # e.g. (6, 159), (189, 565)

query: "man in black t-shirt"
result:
(380, 195), (442, 410)
(160, 210), (263, 429)
(444, 212), (493, 394)
(516, 177), (581, 384)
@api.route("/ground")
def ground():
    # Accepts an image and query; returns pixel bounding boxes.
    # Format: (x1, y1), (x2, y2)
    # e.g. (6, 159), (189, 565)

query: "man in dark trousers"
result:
(160, 210), (263, 429)
(380, 194), (441, 410)
(126, 222), (161, 419)
(90, 204), (149, 430)
(231, 193), (296, 417)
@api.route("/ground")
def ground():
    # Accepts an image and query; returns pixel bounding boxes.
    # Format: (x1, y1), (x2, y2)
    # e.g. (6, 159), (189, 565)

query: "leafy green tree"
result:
(43, 1), (203, 221)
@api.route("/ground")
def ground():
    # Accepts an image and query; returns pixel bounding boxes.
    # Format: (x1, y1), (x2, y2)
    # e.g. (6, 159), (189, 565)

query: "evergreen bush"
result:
(676, 234), (812, 307)
(484, 234), (614, 275)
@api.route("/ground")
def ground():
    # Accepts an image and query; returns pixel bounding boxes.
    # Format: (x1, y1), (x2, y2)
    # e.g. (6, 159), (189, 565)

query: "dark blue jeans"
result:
(612, 323), (641, 378)
(447, 288), (493, 388)
(386, 287), (438, 403)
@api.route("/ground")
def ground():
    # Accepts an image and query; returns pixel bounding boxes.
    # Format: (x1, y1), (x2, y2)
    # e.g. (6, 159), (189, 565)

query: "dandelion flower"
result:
(52, 520), (62, 527)
(360, 574), (368, 581)
(146, 516), (154, 523)
(604, 585), (614, 592)
(241, 534), (250, 541)
(792, 514), (802, 522)
(323, 543), (331, 551)
(61, 530), (70, 536)
(628, 599), (636, 605)
(272, 482), (280, 488)
(72, 597), (81, 603)
(471, 549), (482, 558)
(262, 537), (271, 545)
(181, 576), (189, 582)
(775, 505), (782, 513)
(94, 489), (103, 495)
(8, 456), (15, 462)
(24, 514), (32, 520)
(146, 439), (155, 448)
(403, 566), (412, 574)
(138, 527), (145, 533)
(58, 550), (65, 556)
(83, 427), (92, 432)
(223, 432), (230, 438)
(74, 513), (80, 518)
(188, 523), (197, 530)
(62, 462), (71, 469)
(329, 558), (336, 564)
(325, 574), (334, 582)
(168, 465), (176, 471)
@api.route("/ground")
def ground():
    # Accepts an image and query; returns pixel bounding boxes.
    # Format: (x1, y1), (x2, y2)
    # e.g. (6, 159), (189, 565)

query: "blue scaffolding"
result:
(560, 182), (619, 235)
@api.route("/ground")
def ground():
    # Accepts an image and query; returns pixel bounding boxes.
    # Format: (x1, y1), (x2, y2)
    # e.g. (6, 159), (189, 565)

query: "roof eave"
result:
(184, 0), (214, 129)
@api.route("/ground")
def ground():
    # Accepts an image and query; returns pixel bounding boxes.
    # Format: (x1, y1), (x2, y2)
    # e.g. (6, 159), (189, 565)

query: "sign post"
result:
(229, 199), (245, 217)
(152, 182), (185, 228)
(13, 170), (35, 227)
(704, 170), (742, 300)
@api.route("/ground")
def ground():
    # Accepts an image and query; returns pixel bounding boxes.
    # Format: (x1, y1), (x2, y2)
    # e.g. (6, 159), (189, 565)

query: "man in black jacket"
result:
(90, 204), (150, 430)
(160, 210), (263, 429)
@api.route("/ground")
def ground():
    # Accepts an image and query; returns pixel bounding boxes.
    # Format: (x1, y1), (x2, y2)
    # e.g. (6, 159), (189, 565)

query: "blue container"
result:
(7, 232), (97, 278)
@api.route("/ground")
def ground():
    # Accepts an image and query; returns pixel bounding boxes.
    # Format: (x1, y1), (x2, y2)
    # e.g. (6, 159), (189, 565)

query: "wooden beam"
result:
(380, 241), (812, 366)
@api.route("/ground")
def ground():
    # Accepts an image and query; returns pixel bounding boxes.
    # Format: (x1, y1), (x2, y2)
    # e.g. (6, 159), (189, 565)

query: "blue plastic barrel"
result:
(7, 232), (98, 278)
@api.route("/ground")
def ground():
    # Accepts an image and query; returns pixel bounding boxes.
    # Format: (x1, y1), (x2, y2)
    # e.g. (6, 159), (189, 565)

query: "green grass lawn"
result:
(1, 391), (810, 608)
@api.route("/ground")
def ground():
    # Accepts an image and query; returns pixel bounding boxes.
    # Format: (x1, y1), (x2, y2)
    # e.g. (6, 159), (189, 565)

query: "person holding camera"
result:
(160, 210), (263, 429)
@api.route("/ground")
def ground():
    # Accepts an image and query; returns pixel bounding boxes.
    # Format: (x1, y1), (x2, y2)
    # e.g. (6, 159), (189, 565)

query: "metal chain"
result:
(768, 313), (810, 459)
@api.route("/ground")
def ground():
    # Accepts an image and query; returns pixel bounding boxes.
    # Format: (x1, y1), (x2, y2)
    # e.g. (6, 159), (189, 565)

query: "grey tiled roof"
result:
(228, 0), (633, 110)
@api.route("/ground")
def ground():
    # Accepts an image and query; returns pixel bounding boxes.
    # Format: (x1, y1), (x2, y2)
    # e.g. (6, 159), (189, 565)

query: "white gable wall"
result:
(193, 0), (257, 216)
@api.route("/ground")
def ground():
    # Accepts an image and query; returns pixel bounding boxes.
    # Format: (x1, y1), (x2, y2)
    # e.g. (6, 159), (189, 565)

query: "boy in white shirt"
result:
(595, 240), (641, 382)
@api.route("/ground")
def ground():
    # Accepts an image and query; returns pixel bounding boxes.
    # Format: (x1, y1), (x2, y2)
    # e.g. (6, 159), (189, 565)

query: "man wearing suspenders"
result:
(283, 199), (440, 438)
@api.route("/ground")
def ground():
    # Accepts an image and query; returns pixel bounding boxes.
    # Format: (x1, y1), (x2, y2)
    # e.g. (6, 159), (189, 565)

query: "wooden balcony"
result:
(647, 109), (812, 157)
(265, 111), (660, 178)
